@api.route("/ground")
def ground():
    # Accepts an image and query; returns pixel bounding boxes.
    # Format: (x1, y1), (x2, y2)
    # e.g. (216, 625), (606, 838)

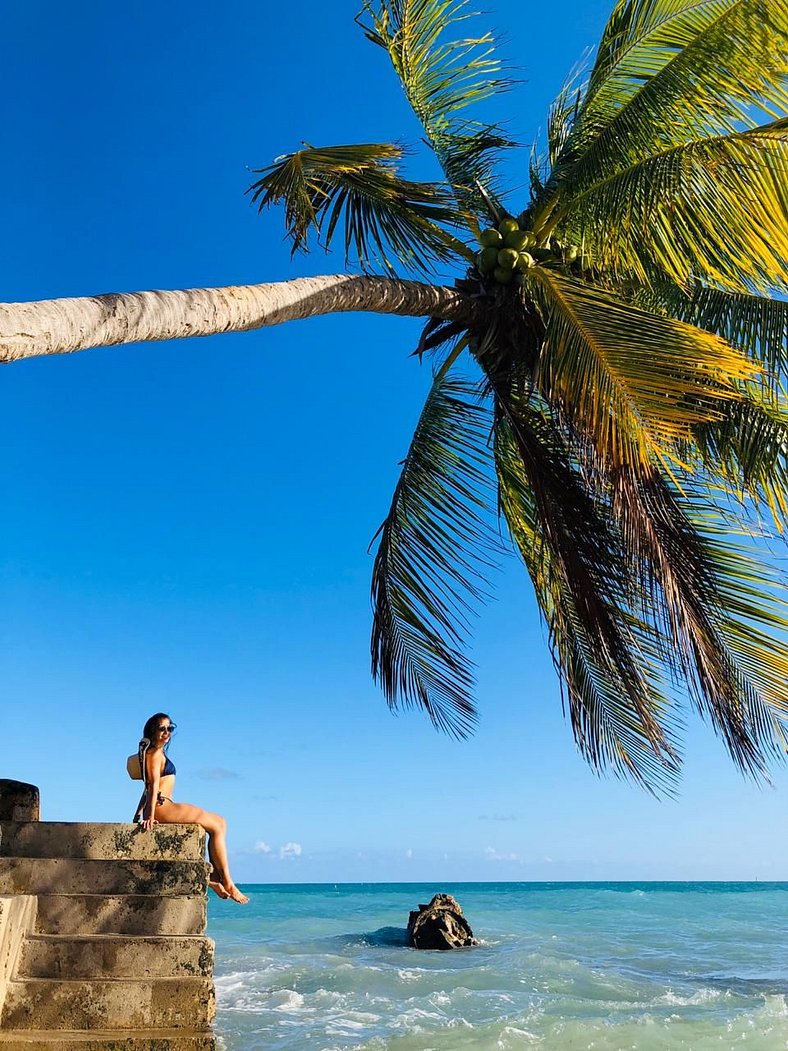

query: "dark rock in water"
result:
(407, 893), (478, 950)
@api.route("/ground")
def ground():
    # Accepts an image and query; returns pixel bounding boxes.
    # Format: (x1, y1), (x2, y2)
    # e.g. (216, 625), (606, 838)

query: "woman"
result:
(137, 712), (249, 904)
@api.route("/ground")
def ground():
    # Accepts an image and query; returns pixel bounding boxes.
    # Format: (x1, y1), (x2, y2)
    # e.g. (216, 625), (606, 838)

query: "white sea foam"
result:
(214, 970), (252, 995)
(390, 1005), (449, 1030)
(429, 990), (452, 1006)
(396, 967), (426, 982)
(496, 1024), (540, 1047)
(308, 988), (344, 1008)
(268, 989), (306, 1012)
(658, 987), (724, 1006)
(324, 1011), (382, 1035)
(759, 993), (788, 1018)
(214, 969), (269, 1011)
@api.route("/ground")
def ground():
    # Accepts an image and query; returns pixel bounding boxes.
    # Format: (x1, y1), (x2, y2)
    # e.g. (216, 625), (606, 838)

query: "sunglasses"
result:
(156, 724), (176, 734)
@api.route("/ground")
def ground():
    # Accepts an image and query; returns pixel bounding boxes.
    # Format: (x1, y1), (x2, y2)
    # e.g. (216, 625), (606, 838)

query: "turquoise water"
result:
(208, 882), (788, 1050)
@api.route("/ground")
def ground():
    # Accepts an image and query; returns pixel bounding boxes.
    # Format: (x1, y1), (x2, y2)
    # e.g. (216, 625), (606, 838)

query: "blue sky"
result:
(2, 0), (787, 884)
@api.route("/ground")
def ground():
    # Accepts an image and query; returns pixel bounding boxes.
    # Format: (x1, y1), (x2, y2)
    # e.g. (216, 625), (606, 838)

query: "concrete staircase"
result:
(0, 821), (216, 1050)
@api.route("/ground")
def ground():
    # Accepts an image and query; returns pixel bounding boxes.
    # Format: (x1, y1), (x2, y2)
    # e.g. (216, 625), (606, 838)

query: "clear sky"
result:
(2, 0), (787, 885)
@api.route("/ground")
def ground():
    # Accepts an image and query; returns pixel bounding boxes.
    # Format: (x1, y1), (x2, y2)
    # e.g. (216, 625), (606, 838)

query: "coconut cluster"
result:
(475, 218), (583, 284)
(475, 219), (534, 285)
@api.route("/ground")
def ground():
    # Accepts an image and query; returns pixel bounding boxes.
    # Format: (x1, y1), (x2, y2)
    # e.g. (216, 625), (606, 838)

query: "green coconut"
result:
(498, 218), (519, 236)
(493, 266), (514, 284)
(564, 245), (579, 263)
(479, 228), (503, 248)
(503, 229), (530, 251)
(497, 248), (519, 269)
(516, 251), (535, 271)
(476, 246), (499, 273)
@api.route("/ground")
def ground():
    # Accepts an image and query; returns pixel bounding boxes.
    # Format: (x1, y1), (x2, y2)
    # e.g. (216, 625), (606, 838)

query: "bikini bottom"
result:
(133, 792), (173, 823)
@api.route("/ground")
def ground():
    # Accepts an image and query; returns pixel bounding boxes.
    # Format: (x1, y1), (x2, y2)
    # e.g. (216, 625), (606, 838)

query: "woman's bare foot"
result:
(224, 882), (250, 904)
(209, 880), (231, 900)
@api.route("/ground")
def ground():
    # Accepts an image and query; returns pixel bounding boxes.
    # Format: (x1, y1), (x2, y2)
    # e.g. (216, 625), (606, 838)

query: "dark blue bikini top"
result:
(144, 750), (176, 784)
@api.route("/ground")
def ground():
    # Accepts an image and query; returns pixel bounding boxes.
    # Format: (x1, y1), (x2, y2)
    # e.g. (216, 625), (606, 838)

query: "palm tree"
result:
(2, 0), (788, 791)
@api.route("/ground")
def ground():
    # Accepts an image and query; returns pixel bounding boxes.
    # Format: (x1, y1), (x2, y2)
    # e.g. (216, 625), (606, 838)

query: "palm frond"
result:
(692, 386), (788, 528)
(370, 371), (498, 737)
(526, 270), (757, 468)
(689, 509), (788, 762)
(609, 469), (786, 774)
(561, 0), (788, 192)
(436, 126), (515, 210)
(357, 0), (515, 212)
(584, 0), (699, 107)
(581, 0), (779, 132)
(248, 142), (465, 274)
(556, 120), (788, 291)
(546, 60), (588, 171)
(413, 315), (467, 359)
(493, 405), (680, 790)
(643, 282), (788, 379)
(529, 144), (546, 199)
(494, 394), (788, 783)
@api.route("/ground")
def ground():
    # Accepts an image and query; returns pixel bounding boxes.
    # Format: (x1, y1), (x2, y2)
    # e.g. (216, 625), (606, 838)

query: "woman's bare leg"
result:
(154, 801), (249, 903)
(203, 814), (249, 904)
(208, 878), (231, 900)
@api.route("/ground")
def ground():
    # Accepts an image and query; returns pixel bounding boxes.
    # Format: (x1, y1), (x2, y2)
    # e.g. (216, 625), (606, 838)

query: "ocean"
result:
(208, 882), (788, 1050)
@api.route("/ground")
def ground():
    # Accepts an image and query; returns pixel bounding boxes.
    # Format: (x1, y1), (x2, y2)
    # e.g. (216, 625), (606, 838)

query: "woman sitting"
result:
(135, 712), (249, 904)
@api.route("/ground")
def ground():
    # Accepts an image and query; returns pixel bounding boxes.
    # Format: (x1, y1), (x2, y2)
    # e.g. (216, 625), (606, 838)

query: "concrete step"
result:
(0, 824), (205, 862)
(0, 859), (207, 898)
(1, 977), (215, 1030)
(0, 1031), (215, 1050)
(35, 895), (206, 936)
(18, 934), (214, 979)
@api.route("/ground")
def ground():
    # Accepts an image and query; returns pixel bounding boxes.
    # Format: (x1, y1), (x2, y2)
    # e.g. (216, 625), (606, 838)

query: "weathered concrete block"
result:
(0, 1032), (216, 1050)
(0, 859), (208, 898)
(34, 895), (207, 937)
(0, 783), (39, 823)
(0, 897), (37, 1020)
(1, 977), (216, 1030)
(0, 815), (216, 1043)
(0, 823), (206, 862)
(19, 934), (214, 979)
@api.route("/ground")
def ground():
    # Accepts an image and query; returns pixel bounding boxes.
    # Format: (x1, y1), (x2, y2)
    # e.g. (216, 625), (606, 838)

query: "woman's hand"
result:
(141, 814), (157, 831)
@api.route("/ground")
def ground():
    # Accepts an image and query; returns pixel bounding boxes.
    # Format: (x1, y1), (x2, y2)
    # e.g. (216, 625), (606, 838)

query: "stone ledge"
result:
(34, 895), (206, 937)
(0, 1029), (216, 1049)
(19, 934), (214, 980)
(2, 977), (216, 1030)
(0, 824), (206, 862)
(0, 860), (208, 898)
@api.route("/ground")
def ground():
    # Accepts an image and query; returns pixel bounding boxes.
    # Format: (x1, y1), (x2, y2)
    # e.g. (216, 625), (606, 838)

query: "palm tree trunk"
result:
(0, 274), (479, 365)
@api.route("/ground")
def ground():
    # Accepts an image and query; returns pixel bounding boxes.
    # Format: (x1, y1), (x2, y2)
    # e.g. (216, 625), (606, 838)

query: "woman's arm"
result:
(141, 752), (164, 831)
(132, 789), (146, 823)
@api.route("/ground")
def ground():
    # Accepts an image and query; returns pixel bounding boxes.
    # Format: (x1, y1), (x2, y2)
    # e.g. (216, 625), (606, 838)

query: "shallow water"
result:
(209, 882), (788, 1050)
